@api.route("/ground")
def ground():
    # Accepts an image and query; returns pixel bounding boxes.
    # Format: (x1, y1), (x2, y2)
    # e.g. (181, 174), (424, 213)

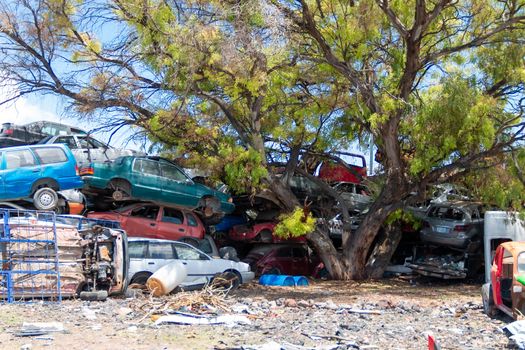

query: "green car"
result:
(82, 156), (234, 218)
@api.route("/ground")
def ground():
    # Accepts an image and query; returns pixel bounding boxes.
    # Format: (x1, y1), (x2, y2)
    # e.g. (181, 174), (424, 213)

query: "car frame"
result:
(0, 144), (84, 210)
(0, 121), (87, 148)
(127, 237), (254, 289)
(87, 202), (206, 241)
(82, 156), (234, 218)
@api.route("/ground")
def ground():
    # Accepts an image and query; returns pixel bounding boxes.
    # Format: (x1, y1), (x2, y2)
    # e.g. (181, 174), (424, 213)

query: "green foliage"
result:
(274, 208), (317, 239)
(385, 209), (422, 231)
(223, 147), (268, 194)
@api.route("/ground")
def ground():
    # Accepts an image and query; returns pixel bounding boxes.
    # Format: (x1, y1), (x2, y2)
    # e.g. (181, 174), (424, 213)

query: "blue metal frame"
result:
(0, 209), (61, 303)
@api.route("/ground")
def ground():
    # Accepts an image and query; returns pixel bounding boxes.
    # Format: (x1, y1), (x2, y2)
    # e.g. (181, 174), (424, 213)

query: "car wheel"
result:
(33, 187), (59, 210)
(79, 290), (108, 301)
(109, 179), (131, 201)
(212, 271), (241, 291)
(130, 272), (152, 285)
(258, 230), (273, 243)
(199, 197), (221, 218)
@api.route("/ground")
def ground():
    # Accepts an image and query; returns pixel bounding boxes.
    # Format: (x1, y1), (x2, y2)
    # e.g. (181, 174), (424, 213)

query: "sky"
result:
(0, 84), (147, 152)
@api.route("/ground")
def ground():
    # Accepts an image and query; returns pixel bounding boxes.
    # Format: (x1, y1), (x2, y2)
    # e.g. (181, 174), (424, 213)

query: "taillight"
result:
(75, 164), (79, 176)
(454, 224), (471, 232)
(79, 166), (94, 176)
(3, 129), (13, 135)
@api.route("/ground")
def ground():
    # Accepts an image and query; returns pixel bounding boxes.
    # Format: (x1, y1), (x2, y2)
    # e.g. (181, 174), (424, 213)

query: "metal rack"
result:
(0, 209), (61, 303)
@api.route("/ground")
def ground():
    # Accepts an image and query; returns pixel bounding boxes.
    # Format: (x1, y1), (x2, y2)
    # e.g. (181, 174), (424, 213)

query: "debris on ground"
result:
(14, 322), (66, 337)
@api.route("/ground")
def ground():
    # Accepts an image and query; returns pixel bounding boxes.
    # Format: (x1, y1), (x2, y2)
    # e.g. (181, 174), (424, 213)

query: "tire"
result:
(258, 230), (273, 243)
(33, 187), (59, 210)
(212, 271), (241, 291)
(130, 272), (152, 285)
(482, 283), (497, 317)
(199, 197), (221, 218)
(79, 290), (108, 301)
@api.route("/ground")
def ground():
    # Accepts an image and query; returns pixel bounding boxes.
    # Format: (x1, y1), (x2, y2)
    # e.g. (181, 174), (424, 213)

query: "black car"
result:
(0, 121), (86, 147)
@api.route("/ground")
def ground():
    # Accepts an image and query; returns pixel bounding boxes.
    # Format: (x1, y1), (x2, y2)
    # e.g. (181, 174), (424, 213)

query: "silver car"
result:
(38, 134), (143, 168)
(420, 202), (484, 250)
(333, 182), (372, 211)
(127, 238), (254, 289)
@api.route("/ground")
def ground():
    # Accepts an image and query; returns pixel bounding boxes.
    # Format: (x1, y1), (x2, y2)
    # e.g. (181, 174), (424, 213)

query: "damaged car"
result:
(82, 156), (234, 220)
(0, 211), (128, 300)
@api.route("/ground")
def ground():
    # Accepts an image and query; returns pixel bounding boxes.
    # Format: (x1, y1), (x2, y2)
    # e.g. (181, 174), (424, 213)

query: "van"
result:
(0, 144), (84, 210)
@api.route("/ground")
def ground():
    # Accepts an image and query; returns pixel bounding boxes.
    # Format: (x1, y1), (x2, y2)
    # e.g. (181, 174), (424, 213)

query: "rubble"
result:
(0, 280), (512, 349)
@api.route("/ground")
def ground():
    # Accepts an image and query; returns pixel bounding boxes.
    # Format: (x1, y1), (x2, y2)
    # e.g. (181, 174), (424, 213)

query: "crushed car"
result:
(87, 203), (205, 242)
(0, 210), (128, 301)
(0, 121), (86, 148)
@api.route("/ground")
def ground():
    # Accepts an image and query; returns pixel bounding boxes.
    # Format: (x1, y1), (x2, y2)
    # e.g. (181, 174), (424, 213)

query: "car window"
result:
(78, 136), (106, 149)
(130, 205), (159, 220)
(55, 136), (77, 149)
(518, 252), (525, 273)
(160, 163), (188, 181)
(174, 244), (202, 260)
(428, 206), (465, 220)
(33, 147), (68, 164)
(42, 124), (68, 136)
(336, 183), (355, 193)
(148, 242), (175, 259)
(6, 150), (36, 169)
(133, 159), (160, 176)
(162, 207), (184, 224)
(186, 213), (198, 227)
(292, 247), (306, 258)
(128, 241), (147, 259)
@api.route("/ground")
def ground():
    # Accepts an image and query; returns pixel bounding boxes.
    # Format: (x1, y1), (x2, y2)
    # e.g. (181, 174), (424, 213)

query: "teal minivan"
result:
(0, 144), (84, 210)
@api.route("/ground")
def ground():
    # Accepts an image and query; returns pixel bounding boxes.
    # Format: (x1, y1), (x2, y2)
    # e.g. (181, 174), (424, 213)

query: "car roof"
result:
(429, 201), (482, 209)
(114, 202), (197, 214)
(0, 143), (69, 152)
(127, 237), (210, 255)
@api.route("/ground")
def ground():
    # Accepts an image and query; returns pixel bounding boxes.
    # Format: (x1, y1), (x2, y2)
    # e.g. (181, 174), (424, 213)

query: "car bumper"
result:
(240, 271), (255, 284)
(420, 230), (470, 249)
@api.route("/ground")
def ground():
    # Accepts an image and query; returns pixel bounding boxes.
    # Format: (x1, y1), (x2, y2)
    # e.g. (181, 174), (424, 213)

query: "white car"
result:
(38, 134), (144, 168)
(127, 238), (254, 289)
(333, 182), (372, 211)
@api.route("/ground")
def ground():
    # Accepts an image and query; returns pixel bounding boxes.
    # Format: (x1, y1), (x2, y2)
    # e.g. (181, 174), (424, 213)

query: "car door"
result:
(156, 206), (189, 240)
(131, 158), (161, 200)
(122, 204), (160, 238)
(145, 241), (177, 274)
(2, 148), (40, 199)
(128, 240), (149, 277)
(491, 246), (504, 307)
(173, 243), (217, 285)
(185, 212), (205, 239)
(159, 161), (198, 207)
(75, 135), (105, 164)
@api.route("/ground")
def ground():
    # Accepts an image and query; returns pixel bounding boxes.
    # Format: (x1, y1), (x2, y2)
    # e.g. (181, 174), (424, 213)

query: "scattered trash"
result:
(503, 320), (525, 349)
(82, 306), (98, 320)
(155, 313), (251, 327)
(15, 322), (65, 337)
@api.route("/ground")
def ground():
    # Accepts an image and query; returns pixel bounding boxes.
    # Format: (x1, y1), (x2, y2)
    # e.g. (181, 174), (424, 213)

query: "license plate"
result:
(436, 226), (449, 233)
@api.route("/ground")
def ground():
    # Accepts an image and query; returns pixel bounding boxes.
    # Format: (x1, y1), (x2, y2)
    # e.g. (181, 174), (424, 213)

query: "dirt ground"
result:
(0, 278), (514, 350)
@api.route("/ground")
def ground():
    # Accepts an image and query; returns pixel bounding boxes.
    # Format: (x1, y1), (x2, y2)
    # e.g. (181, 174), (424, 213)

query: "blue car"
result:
(0, 144), (84, 210)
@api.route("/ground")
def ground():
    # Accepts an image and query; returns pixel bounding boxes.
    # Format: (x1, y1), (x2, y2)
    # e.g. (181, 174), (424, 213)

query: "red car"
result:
(243, 244), (323, 277)
(88, 203), (205, 241)
(318, 152), (367, 184)
(229, 222), (306, 243)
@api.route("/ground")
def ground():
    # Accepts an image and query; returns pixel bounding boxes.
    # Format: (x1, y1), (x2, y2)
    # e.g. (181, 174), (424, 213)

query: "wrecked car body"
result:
(0, 210), (128, 300)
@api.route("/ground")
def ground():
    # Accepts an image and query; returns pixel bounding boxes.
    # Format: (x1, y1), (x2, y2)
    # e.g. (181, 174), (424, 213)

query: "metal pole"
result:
(369, 135), (374, 175)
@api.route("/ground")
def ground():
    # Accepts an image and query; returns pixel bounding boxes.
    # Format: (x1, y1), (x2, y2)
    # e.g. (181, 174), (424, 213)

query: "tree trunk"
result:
(343, 187), (403, 280)
(307, 227), (350, 279)
(364, 224), (403, 279)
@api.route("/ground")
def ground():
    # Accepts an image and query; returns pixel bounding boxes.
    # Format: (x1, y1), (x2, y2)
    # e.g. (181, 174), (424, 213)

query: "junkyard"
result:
(2, 0), (525, 349)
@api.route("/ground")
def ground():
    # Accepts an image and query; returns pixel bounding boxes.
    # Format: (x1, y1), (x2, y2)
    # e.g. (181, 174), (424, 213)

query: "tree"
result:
(269, 0), (525, 278)
(1, 0), (524, 280)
